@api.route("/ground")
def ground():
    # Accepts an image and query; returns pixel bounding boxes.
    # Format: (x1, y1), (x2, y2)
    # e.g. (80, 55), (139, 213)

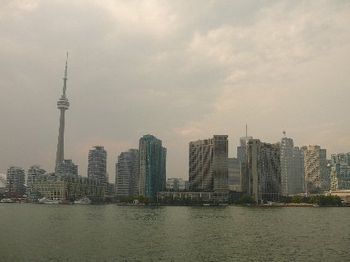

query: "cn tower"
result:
(55, 53), (70, 172)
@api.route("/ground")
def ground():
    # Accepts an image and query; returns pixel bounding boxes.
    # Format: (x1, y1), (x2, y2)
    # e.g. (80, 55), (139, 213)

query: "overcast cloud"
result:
(1, 0), (350, 181)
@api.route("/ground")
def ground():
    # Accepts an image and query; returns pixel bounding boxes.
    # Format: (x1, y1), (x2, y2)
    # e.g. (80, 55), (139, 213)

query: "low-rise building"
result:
(157, 191), (229, 204)
(166, 178), (188, 191)
(31, 174), (105, 202)
(0, 173), (6, 196)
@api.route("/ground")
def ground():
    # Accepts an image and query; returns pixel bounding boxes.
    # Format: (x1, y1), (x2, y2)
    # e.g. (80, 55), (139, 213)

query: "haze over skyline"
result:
(1, 0), (350, 182)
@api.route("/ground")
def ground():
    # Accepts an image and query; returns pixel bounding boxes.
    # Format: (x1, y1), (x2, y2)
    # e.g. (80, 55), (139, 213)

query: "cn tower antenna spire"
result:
(63, 52), (68, 97)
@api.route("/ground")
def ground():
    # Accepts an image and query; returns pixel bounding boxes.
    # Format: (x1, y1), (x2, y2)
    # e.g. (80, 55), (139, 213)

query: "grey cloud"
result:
(0, 0), (349, 181)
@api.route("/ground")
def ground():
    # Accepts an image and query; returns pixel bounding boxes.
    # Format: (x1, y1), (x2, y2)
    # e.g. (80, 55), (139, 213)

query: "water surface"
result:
(0, 204), (349, 261)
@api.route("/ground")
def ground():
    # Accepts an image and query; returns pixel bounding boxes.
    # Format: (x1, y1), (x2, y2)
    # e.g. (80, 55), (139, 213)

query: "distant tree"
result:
(236, 195), (256, 205)
(280, 196), (292, 203)
(318, 195), (342, 206)
(291, 196), (303, 203)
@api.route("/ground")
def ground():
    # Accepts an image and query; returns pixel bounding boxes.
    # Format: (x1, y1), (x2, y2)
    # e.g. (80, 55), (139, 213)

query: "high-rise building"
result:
(280, 136), (304, 195)
(228, 158), (241, 192)
(330, 153), (350, 190)
(244, 139), (281, 203)
(27, 165), (46, 198)
(55, 53), (70, 172)
(6, 166), (26, 198)
(56, 159), (78, 176)
(139, 135), (166, 200)
(304, 145), (328, 194)
(115, 149), (139, 198)
(189, 135), (228, 192)
(237, 136), (253, 165)
(292, 147), (305, 193)
(88, 146), (107, 186)
(237, 129), (253, 196)
(280, 137), (293, 195)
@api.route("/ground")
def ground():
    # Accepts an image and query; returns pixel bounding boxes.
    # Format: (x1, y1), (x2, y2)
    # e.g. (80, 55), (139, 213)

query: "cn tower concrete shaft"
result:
(55, 108), (66, 170)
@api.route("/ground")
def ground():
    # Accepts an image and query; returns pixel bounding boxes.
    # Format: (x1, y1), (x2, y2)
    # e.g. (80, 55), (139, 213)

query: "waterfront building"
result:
(329, 190), (350, 204)
(56, 159), (78, 177)
(280, 136), (305, 195)
(32, 173), (105, 202)
(6, 166), (26, 198)
(157, 191), (229, 204)
(244, 139), (281, 203)
(189, 135), (228, 192)
(166, 178), (188, 191)
(88, 146), (107, 186)
(55, 53), (70, 172)
(228, 158), (241, 192)
(304, 145), (328, 193)
(0, 173), (6, 195)
(330, 153), (350, 190)
(27, 165), (46, 198)
(115, 149), (139, 198)
(139, 135), (167, 200)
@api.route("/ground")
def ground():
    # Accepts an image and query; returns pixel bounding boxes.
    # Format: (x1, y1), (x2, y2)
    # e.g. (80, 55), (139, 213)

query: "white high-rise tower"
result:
(55, 53), (70, 172)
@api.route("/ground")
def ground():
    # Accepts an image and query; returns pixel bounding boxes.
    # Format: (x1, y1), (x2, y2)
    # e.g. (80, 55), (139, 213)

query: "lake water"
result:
(0, 204), (349, 261)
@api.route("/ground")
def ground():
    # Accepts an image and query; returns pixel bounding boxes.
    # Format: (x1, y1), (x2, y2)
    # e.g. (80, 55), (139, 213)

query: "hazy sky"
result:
(1, 0), (350, 182)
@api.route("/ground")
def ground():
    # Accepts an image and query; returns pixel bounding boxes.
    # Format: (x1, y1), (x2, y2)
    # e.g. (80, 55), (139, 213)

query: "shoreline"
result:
(1, 202), (348, 207)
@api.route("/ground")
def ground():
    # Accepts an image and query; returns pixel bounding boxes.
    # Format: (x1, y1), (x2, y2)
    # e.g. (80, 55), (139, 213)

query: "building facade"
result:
(292, 147), (305, 194)
(31, 174), (105, 202)
(280, 137), (304, 195)
(157, 191), (229, 204)
(228, 158), (241, 192)
(0, 173), (6, 195)
(189, 135), (228, 192)
(139, 135), (167, 200)
(244, 139), (281, 203)
(115, 149), (139, 198)
(27, 165), (46, 199)
(330, 153), (350, 190)
(237, 136), (253, 165)
(304, 145), (328, 193)
(166, 178), (188, 191)
(88, 146), (107, 186)
(237, 135), (253, 196)
(56, 159), (78, 177)
(6, 166), (26, 198)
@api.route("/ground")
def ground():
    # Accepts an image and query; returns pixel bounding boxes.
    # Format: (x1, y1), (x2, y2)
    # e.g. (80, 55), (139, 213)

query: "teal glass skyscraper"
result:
(139, 135), (166, 200)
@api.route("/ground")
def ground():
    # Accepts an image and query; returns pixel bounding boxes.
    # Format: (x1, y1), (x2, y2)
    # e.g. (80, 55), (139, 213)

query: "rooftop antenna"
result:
(245, 124), (248, 137)
(283, 130), (286, 137)
(62, 52), (68, 97)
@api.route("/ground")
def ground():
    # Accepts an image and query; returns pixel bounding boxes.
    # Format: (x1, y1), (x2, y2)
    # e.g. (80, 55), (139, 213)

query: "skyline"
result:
(1, 1), (350, 182)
